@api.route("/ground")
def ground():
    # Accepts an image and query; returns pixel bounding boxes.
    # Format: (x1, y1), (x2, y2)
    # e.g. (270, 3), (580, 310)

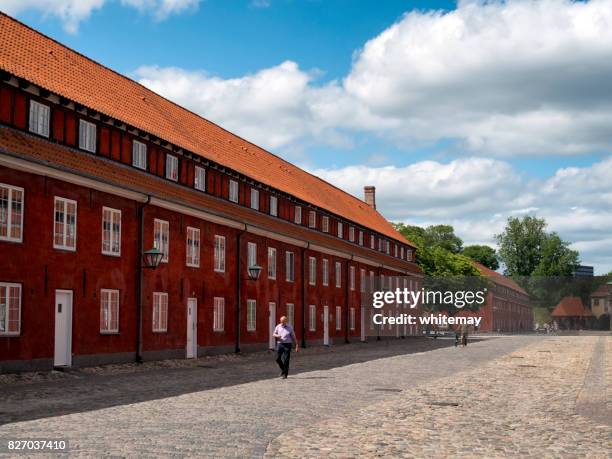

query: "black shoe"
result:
(282, 374), (288, 379)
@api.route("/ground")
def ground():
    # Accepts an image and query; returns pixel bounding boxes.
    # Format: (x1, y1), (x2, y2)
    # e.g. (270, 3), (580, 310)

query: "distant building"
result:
(590, 283), (612, 318)
(551, 296), (594, 330)
(574, 265), (594, 278)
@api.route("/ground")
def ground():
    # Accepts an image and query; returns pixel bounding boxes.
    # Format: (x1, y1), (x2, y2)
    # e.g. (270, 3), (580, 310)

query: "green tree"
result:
(495, 216), (548, 276)
(462, 245), (499, 270)
(532, 233), (579, 277)
(424, 225), (463, 254)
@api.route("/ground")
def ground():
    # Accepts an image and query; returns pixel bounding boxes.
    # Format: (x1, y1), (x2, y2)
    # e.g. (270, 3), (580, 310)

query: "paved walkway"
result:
(0, 336), (532, 457)
(266, 336), (611, 458)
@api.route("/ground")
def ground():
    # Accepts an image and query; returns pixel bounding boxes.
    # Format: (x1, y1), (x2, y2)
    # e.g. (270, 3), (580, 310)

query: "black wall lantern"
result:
(247, 264), (263, 281)
(143, 247), (164, 269)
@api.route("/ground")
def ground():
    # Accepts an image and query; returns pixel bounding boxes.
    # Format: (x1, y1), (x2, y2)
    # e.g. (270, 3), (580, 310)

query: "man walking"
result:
(273, 316), (299, 379)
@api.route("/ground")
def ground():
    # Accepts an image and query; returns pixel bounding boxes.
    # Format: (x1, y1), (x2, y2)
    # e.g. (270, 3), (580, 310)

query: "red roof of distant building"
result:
(0, 12), (413, 248)
(472, 262), (528, 295)
(591, 283), (612, 297)
(551, 296), (594, 317)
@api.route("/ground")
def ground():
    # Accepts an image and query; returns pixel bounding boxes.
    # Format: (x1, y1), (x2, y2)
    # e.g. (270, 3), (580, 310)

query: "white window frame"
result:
(322, 216), (329, 233)
(401, 246), (404, 259)
(214, 235), (226, 272)
(308, 256), (316, 286)
(294, 206), (302, 224)
(247, 242), (257, 270)
(350, 266), (355, 291)
(270, 195), (278, 216)
(152, 292), (168, 333)
(360, 268), (366, 293)
(370, 234), (375, 249)
(286, 303), (295, 327)
(308, 211), (316, 229)
(166, 154), (178, 181)
(132, 140), (147, 170)
(286, 251), (295, 282)
(79, 119), (97, 153)
(29, 100), (50, 137)
(349, 226), (355, 242)
(153, 218), (169, 263)
(0, 183), (24, 243)
(369, 271), (375, 292)
(337, 222), (343, 238)
(359, 230), (364, 246)
(335, 262), (342, 288)
(229, 180), (239, 203)
(247, 299), (257, 332)
(309, 305), (316, 331)
(186, 226), (200, 268)
(100, 288), (120, 334)
(213, 297), (225, 331)
(53, 196), (77, 251)
(268, 247), (277, 280)
(350, 308), (356, 331)
(0, 282), (21, 336)
(322, 258), (329, 286)
(336, 306), (342, 330)
(101, 207), (121, 257)
(250, 188), (259, 210)
(194, 165), (206, 191)
(394, 244), (398, 258)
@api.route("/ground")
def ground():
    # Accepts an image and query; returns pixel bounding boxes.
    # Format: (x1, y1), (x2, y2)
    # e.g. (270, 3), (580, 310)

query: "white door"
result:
(186, 298), (197, 358)
(323, 305), (330, 346)
(54, 290), (73, 367)
(360, 306), (366, 342)
(268, 302), (276, 350)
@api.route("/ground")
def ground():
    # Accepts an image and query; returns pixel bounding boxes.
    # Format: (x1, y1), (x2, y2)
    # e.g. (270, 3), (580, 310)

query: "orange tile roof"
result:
(473, 262), (528, 296)
(591, 283), (612, 297)
(0, 12), (414, 248)
(551, 296), (593, 317)
(0, 125), (420, 274)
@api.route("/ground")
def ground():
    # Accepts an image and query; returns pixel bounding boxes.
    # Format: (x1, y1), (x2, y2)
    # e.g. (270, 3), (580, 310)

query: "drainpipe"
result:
(235, 231), (243, 353)
(344, 259), (350, 344)
(136, 195), (151, 363)
(301, 246), (307, 349)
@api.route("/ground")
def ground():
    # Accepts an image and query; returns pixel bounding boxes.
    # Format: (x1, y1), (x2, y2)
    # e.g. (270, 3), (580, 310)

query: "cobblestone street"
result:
(0, 335), (609, 457)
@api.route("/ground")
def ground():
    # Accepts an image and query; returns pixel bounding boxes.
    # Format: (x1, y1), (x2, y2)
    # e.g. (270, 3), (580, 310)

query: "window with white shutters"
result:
(166, 155), (178, 181)
(247, 242), (257, 269)
(309, 305), (316, 331)
(54, 197), (77, 251)
(268, 247), (277, 279)
(250, 188), (259, 210)
(0, 282), (21, 335)
(0, 183), (24, 242)
(349, 226), (355, 242)
(229, 180), (239, 203)
(102, 207), (121, 256)
(247, 299), (256, 331)
(337, 222), (343, 238)
(100, 289), (119, 333)
(286, 251), (295, 282)
(186, 226), (200, 267)
(152, 292), (168, 332)
(29, 100), (50, 137)
(308, 211), (316, 228)
(322, 259), (329, 286)
(294, 206), (302, 224)
(309, 257), (316, 285)
(270, 196), (278, 216)
(322, 216), (329, 233)
(214, 235), (226, 272)
(132, 140), (147, 170)
(213, 297), (225, 331)
(359, 230), (364, 246)
(153, 219), (169, 263)
(286, 303), (294, 327)
(79, 119), (97, 153)
(194, 166), (206, 191)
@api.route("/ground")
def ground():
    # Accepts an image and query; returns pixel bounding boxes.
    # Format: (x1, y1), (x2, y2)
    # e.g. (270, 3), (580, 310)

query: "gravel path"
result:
(0, 336), (539, 457)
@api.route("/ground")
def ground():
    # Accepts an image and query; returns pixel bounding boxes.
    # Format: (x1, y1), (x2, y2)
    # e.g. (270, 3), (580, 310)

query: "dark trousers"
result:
(276, 343), (292, 376)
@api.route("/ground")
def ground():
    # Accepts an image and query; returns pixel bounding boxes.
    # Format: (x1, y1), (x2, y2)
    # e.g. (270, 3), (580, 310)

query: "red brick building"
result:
(0, 14), (421, 372)
(456, 263), (533, 332)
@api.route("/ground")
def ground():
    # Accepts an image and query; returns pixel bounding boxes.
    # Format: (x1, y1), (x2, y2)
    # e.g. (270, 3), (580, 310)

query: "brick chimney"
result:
(364, 186), (376, 209)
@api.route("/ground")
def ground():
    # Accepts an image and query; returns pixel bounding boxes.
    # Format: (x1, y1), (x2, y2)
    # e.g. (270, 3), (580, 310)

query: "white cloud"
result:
(309, 156), (612, 274)
(0, 0), (201, 33)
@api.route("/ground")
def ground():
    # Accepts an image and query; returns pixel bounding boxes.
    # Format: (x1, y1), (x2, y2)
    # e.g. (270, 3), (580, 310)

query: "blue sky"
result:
(2, 0), (612, 273)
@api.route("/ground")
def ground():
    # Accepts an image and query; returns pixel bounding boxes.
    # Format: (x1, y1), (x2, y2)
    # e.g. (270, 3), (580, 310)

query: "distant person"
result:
(273, 316), (299, 379)
(460, 324), (468, 347)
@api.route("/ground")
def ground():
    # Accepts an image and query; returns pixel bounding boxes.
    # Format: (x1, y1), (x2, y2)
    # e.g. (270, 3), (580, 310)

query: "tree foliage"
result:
(462, 245), (499, 270)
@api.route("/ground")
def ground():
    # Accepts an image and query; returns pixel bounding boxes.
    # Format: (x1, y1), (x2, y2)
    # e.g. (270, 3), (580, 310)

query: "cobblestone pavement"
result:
(265, 336), (611, 459)
(0, 336), (603, 457)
